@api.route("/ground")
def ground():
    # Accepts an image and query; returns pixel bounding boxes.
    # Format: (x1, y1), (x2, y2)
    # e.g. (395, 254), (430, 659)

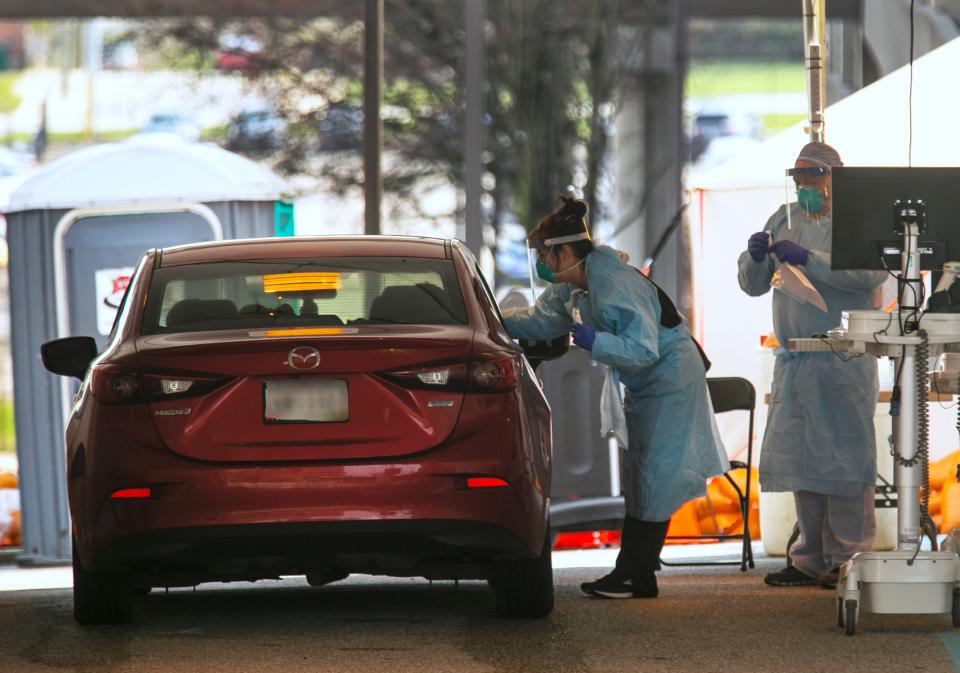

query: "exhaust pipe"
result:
(802, 0), (827, 142)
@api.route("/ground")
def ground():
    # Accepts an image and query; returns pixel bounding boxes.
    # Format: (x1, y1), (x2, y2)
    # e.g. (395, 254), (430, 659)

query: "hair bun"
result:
(556, 194), (588, 219)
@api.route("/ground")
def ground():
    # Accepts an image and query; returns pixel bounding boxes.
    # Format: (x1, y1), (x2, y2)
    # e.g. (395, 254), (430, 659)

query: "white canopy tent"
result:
(687, 37), (960, 550)
(688, 35), (960, 410)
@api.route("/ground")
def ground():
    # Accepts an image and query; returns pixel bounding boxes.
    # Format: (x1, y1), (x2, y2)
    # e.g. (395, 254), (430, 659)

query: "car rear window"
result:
(141, 257), (467, 334)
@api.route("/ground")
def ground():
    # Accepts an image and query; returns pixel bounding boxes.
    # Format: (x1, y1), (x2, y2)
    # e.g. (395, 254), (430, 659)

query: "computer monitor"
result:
(830, 167), (960, 271)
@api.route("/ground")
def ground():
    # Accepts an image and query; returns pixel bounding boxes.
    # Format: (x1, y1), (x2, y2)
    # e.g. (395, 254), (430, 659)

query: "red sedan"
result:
(41, 236), (554, 624)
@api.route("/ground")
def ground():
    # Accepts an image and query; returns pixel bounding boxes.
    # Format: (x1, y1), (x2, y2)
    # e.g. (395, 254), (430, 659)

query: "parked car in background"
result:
(317, 103), (364, 151)
(226, 107), (286, 153)
(141, 113), (201, 143)
(688, 108), (762, 162)
(42, 236), (560, 624)
(316, 103), (412, 151)
(216, 33), (263, 71)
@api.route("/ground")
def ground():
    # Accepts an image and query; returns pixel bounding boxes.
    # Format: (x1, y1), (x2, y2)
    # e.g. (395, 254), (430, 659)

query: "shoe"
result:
(581, 573), (634, 599)
(819, 567), (840, 589)
(581, 572), (659, 599)
(763, 566), (817, 587)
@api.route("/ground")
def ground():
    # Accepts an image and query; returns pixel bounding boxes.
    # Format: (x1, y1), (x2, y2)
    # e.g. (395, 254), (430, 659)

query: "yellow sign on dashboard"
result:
(262, 272), (342, 293)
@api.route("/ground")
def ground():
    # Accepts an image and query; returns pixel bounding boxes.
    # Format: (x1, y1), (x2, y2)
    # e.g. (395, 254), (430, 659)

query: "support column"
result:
(463, 0), (485, 257)
(364, 0), (383, 236)
(613, 2), (686, 303)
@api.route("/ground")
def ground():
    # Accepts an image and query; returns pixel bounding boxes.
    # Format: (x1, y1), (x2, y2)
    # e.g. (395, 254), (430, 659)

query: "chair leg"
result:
(740, 496), (752, 571)
(722, 472), (751, 572)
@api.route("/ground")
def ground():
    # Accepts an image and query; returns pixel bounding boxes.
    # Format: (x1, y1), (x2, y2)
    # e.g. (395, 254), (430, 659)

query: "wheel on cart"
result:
(952, 590), (960, 628)
(844, 599), (858, 636)
(837, 596), (844, 628)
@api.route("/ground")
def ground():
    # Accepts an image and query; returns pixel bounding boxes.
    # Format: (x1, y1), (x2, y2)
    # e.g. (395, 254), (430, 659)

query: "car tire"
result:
(72, 537), (134, 625)
(493, 529), (554, 618)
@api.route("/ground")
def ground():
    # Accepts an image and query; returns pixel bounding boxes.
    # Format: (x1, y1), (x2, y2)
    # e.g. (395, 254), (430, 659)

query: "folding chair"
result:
(660, 376), (757, 571)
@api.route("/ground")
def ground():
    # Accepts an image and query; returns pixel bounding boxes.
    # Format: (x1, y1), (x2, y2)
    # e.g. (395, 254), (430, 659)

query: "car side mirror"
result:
(520, 335), (569, 370)
(41, 336), (98, 380)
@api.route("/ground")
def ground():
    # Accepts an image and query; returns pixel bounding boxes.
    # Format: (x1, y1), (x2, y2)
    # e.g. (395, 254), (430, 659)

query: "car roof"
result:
(158, 235), (453, 266)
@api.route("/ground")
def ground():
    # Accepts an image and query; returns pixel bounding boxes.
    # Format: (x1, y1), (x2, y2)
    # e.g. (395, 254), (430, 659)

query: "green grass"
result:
(0, 72), (21, 114)
(7, 126), (224, 145)
(686, 60), (806, 97)
(762, 112), (807, 136)
(5, 128), (140, 144)
(0, 398), (14, 454)
(201, 124), (228, 143)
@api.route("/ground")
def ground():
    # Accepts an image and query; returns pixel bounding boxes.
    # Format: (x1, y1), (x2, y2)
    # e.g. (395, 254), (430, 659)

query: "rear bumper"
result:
(73, 432), (547, 578)
(77, 459), (545, 574)
(95, 519), (531, 583)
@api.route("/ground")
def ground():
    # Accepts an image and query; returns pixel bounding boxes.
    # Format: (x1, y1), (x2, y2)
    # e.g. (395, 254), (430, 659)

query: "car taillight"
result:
(468, 355), (518, 392)
(141, 374), (227, 400)
(380, 362), (469, 391)
(90, 366), (227, 404)
(90, 365), (143, 405)
(381, 354), (519, 393)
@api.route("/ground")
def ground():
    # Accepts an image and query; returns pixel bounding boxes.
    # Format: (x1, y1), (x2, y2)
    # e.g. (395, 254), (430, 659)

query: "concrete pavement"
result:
(1, 555), (959, 673)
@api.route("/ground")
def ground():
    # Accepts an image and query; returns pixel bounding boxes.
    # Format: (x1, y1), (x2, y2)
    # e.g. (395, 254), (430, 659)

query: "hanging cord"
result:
(912, 330), (936, 562)
(909, 0), (915, 167)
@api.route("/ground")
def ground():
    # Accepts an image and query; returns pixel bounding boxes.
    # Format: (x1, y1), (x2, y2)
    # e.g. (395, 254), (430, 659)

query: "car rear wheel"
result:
(493, 529), (554, 618)
(72, 538), (134, 625)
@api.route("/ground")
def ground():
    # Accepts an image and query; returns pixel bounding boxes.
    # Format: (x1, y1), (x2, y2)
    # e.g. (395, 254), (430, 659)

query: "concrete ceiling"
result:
(0, 0), (861, 19)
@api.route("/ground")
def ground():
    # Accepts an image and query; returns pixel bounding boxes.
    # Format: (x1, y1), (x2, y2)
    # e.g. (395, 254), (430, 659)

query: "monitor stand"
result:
(791, 222), (960, 635)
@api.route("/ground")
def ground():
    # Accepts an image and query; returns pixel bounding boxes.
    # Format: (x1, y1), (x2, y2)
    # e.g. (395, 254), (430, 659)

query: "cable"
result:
(931, 370), (960, 411)
(912, 330), (935, 562)
(909, 0), (916, 167)
(875, 256), (898, 345)
(813, 333), (860, 363)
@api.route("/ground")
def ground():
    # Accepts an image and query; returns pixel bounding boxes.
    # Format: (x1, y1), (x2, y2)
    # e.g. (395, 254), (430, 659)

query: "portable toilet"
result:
(4, 135), (286, 563)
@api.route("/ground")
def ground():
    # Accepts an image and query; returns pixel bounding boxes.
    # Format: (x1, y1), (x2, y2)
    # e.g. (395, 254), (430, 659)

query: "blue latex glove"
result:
(769, 239), (810, 266)
(747, 232), (770, 263)
(571, 323), (597, 351)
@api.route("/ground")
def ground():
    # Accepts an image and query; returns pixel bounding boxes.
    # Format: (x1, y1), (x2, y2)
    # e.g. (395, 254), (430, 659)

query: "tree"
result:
(133, 0), (627, 278)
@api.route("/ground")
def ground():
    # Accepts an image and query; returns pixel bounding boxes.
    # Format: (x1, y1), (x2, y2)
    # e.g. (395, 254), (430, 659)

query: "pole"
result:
(364, 0), (383, 236)
(895, 223), (923, 548)
(463, 0), (485, 257)
(801, 0), (826, 142)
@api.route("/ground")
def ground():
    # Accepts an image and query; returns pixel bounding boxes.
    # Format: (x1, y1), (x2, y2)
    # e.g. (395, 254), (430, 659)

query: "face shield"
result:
(527, 231), (591, 290)
(771, 165), (830, 313)
(784, 165), (830, 229)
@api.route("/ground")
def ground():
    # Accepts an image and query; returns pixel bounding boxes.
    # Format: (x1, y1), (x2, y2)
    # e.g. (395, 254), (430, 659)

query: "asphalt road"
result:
(2, 559), (958, 673)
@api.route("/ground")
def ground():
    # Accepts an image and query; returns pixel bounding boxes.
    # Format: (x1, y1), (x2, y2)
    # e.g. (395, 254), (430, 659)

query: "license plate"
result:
(264, 379), (349, 423)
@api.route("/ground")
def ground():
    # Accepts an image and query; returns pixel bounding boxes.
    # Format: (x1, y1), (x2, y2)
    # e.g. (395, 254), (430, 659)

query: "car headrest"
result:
(165, 299), (238, 328)
(369, 284), (456, 324)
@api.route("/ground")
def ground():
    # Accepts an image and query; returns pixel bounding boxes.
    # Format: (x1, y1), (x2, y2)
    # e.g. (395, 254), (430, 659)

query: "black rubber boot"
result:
(612, 516), (670, 598)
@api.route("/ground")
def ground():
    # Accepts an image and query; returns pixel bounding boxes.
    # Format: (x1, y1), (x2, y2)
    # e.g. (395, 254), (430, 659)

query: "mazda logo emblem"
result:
(287, 346), (321, 370)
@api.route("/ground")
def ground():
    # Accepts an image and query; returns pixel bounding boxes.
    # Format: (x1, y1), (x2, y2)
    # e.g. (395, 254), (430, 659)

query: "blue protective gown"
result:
(503, 246), (727, 522)
(738, 204), (887, 497)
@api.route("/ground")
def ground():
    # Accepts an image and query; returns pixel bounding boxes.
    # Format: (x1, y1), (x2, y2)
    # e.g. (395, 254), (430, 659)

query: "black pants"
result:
(613, 516), (670, 596)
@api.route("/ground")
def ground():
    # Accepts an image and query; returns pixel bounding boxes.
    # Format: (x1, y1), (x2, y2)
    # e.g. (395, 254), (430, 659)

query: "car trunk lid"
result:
(136, 325), (474, 462)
